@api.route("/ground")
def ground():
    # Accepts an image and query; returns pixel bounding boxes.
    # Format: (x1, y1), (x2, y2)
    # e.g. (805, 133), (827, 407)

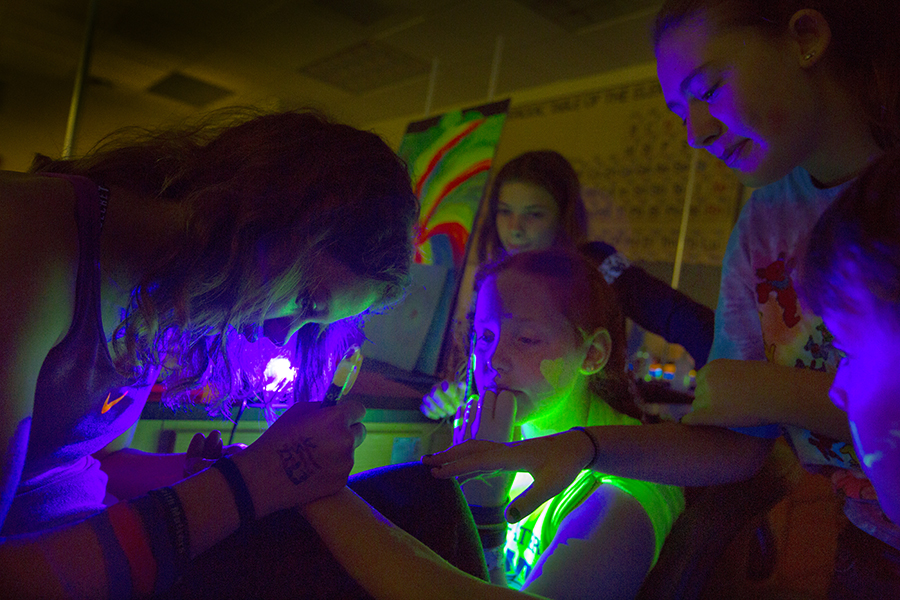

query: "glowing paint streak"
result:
(414, 120), (484, 198)
(415, 160), (493, 264)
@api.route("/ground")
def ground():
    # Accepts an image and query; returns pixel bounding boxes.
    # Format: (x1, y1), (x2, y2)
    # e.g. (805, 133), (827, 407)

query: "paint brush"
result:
(321, 346), (362, 407)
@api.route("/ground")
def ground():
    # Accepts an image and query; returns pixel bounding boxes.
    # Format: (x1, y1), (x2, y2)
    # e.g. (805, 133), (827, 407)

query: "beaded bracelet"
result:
(571, 426), (601, 469)
(213, 456), (256, 526)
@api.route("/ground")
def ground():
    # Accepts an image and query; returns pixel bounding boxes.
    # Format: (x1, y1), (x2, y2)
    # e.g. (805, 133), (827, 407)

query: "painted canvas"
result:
(362, 99), (510, 375)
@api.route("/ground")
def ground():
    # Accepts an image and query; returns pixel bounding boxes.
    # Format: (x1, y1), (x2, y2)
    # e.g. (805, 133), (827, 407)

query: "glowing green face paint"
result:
(540, 357), (567, 389)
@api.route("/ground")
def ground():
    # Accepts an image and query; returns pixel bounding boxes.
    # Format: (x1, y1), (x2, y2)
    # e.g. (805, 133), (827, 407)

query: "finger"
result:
(332, 398), (366, 425)
(461, 398), (475, 441)
(493, 390), (516, 422)
(350, 422), (367, 448)
(186, 432), (206, 458)
(203, 430), (223, 458)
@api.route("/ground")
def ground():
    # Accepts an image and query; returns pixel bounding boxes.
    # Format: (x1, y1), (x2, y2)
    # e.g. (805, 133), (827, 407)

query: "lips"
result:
(719, 140), (749, 168)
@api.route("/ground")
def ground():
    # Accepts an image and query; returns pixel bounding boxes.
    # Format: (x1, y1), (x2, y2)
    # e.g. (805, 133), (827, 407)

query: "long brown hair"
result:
(34, 108), (418, 410)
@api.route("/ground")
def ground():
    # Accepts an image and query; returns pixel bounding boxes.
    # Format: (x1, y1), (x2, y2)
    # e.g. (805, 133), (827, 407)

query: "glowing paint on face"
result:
(540, 357), (567, 389)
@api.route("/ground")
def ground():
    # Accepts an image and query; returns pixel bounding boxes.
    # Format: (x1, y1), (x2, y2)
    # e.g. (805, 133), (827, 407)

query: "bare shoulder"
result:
(0, 170), (79, 409)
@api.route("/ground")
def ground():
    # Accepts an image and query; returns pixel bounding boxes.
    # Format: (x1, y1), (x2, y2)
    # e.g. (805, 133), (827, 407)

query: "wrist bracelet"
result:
(213, 456), (256, 526)
(147, 487), (191, 571)
(571, 426), (601, 469)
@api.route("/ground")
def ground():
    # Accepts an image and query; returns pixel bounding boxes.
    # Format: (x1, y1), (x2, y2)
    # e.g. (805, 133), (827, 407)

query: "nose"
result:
(485, 337), (511, 379)
(509, 214), (526, 237)
(686, 100), (721, 148)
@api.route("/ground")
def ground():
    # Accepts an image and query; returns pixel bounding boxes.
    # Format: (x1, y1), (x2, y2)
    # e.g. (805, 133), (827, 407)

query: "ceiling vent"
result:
(298, 40), (430, 95)
(515, 0), (660, 31)
(147, 72), (234, 107)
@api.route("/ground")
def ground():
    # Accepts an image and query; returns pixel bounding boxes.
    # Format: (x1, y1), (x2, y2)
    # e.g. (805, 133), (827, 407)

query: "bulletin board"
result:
(492, 78), (743, 267)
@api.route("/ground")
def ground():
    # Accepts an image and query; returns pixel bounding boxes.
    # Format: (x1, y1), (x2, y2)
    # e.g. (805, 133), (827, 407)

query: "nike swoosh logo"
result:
(101, 392), (127, 414)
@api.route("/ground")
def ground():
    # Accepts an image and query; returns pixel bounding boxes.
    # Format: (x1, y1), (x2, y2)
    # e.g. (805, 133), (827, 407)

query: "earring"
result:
(804, 51), (816, 61)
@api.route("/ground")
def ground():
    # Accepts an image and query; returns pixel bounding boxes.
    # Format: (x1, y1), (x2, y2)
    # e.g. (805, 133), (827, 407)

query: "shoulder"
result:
(0, 171), (79, 396)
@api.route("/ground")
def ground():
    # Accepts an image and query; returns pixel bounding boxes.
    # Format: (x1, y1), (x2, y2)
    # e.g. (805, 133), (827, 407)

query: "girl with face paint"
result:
(448, 249), (684, 599)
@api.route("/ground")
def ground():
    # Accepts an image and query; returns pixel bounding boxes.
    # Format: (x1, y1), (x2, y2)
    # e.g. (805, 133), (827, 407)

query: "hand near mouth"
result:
(453, 389), (516, 447)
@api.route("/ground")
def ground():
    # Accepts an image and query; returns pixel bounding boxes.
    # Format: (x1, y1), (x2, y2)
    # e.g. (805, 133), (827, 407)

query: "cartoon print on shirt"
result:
(756, 252), (801, 328)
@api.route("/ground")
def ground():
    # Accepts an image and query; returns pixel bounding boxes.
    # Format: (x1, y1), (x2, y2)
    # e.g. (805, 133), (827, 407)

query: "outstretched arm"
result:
(424, 423), (771, 522)
(300, 487), (549, 600)
(0, 400), (366, 599)
(683, 359), (850, 441)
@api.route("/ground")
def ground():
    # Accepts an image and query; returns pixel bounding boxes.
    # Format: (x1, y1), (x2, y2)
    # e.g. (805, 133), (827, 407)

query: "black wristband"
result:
(571, 426), (601, 469)
(148, 487), (191, 571)
(213, 456), (256, 526)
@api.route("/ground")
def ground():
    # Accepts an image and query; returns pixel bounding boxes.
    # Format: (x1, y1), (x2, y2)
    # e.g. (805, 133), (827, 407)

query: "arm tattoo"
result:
(277, 438), (322, 485)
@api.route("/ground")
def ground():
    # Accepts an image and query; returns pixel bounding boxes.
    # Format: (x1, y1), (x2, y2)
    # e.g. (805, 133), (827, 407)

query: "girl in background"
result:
(450, 248), (683, 599)
(421, 150), (714, 419)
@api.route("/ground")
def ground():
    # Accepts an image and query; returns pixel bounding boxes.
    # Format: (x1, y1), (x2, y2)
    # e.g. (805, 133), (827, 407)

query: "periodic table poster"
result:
(491, 78), (744, 267)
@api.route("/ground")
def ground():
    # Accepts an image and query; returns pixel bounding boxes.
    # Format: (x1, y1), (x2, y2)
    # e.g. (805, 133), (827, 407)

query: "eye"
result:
(700, 82), (721, 102)
(517, 335), (540, 345)
(297, 291), (324, 319)
(475, 330), (495, 345)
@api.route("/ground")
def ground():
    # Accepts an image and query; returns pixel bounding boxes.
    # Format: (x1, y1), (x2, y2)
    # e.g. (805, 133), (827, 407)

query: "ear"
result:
(580, 328), (612, 375)
(788, 9), (831, 69)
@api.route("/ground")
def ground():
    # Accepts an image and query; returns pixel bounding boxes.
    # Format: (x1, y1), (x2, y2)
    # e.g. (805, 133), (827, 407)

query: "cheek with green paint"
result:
(540, 357), (568, 390)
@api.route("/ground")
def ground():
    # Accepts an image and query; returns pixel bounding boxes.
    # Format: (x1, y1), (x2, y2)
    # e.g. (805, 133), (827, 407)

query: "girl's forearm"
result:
(300, 487), (547, 600)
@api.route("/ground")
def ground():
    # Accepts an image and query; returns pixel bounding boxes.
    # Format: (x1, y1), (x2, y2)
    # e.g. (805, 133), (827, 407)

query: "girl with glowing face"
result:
(495, 181), (562, 256)
(655, 8), (882, 189)
(448, 249), (681, 597)
(472, 266), (601, 431)
(800, 149), (900, 526)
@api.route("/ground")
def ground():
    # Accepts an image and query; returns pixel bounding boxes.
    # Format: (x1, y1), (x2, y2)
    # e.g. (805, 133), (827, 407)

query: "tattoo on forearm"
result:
(277, 438), (322, 485)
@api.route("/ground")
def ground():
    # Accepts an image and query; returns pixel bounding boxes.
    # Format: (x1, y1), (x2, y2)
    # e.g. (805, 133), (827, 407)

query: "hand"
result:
(452, 390), (516, 506)
(453, 390), (516, 446)
(420, 380), (467, 420)
(234, 399), (367, 517)
(183, 430), (248, 478)
(424, 428), (591, 523)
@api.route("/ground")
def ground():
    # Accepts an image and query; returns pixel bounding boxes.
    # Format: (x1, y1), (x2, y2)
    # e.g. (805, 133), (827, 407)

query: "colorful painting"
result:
(362, 100), (510, 375)
(400, 99), (510, 267)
